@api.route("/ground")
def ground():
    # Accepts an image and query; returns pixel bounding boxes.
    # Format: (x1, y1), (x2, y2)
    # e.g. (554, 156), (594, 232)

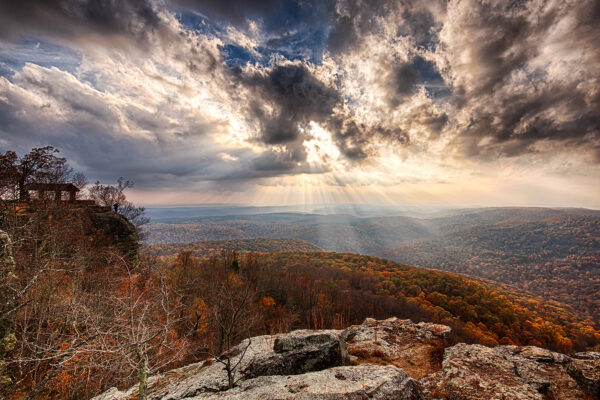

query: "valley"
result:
(146, 206), (600, 326)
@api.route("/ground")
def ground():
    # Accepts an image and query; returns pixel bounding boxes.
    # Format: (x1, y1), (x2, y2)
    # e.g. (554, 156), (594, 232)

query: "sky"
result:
(0, 0), (598, 207)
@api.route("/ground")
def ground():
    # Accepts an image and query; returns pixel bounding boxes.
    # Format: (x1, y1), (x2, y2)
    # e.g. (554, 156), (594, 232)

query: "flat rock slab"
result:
(342, 317), (451, 379)
(420, 343), (588, 400)
(186, 365), (424, 399)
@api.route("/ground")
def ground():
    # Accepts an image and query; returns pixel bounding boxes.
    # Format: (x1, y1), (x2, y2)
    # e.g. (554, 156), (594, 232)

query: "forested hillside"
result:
(145, 238), (321, 257)
(146, 208), (600, 327)
(383, 215), (600, 325)
(145, 207), (600, 250)
(251, 252), (599, 352)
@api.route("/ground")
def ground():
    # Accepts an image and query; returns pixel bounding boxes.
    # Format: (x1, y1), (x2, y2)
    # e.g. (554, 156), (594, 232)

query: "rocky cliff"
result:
(1, 203), (138, 257)
(93, 317), (600, 399)
(86, 208), (139, 257)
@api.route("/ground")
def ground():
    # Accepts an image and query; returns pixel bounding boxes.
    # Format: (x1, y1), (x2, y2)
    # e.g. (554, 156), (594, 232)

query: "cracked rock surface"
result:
(420, 343), (592, 399)
(342, 317), (451, 379)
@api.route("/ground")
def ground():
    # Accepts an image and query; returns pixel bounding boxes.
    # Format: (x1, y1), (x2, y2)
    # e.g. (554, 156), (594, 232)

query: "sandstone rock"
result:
(93, 319), (600, 400)
(93, 330), (350, 400)
(92, 336), (274, 400)
(342, 317), (451, 379)
(243, 330), (349, 378)
(185, 365), (424, 399)
(420, 343), (587, 400)
(572, 351), (600, 361)
(567, 358), (600, 399)
(88, 210), (138, 257)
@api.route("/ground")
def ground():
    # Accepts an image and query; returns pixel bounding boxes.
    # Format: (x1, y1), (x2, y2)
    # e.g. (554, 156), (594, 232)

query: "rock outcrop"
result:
(343, 317), (451, 379)
(420, 343), (591, 399)
(93, 317), (600, 400)
(242, 330), (349, 378)
(87, 209), (138, 257)
(1, 202), (138, 258)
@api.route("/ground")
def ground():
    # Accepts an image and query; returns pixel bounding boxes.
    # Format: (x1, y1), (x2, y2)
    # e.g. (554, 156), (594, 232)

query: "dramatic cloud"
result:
(436, 0), (600, 160)
(0, 0), (166, 48)
(0, 0), (598, 206)
(236, 62), (340, 148)
(172, 0), (279, 25)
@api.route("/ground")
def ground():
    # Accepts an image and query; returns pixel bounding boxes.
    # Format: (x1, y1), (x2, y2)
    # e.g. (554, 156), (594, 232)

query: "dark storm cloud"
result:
(234, 61), (417, 161)
(446, 2), (553, 96)
(462, 83), (600, 158)
(172, 0), (278, 25)
(441, 0), (600, 161)
(385, 60), (420, 107)
(327, 0), (388, 54)
(0, 0), (167, 47)
(392, 63), (419, 96)
(327, 119), (410, 161)
(234, 62), (341, 159)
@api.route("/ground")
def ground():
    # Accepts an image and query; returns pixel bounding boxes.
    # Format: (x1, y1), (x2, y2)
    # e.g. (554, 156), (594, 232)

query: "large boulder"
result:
(420, 343), (589, 399)
(342, 317), (451, 379)
(242, 330), (349, 377)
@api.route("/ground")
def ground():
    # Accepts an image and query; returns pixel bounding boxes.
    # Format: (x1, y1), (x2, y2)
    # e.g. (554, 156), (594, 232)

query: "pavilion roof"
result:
(24, 183), (80, 192)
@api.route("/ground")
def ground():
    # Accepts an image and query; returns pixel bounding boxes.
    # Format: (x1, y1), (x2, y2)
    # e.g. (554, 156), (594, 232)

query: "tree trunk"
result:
(17, 177), (27, 201)
(137, 347), (148, 400)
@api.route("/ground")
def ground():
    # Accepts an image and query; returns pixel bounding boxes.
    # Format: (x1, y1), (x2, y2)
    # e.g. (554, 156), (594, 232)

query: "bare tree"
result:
(0, 212), (103, 400)
(82, 254), (188, 400)
(87, 177), (133, 207)
(0, 230), (16, 396)
(204, 259), (257, 389)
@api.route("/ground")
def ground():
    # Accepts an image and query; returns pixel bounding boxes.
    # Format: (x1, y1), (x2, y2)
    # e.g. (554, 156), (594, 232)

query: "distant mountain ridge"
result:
(145, 207), (600, 251)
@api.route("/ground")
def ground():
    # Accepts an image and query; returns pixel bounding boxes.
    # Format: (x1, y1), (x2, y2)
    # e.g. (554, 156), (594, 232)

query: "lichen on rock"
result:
(420, 343), (591, 400)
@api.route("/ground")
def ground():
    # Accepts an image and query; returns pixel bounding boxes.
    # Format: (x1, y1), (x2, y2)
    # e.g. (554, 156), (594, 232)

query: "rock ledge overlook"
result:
(94, 318), (600, 400)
